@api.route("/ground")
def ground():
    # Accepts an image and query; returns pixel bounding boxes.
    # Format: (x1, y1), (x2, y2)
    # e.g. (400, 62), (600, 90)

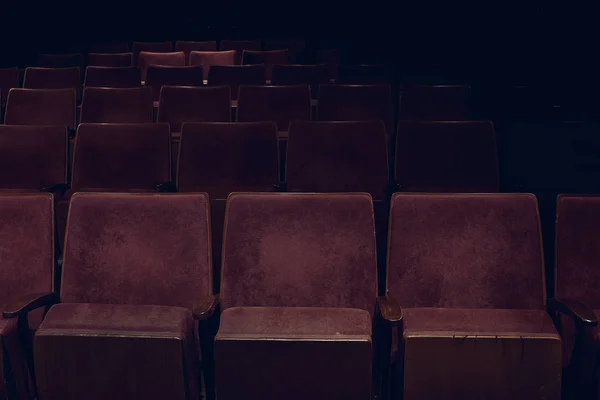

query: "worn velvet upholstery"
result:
(131, 41), (173, 64)
(219, 40), (262, 64)
(38, 53), (83, 69)
(241, 49), (289, 80)
(138, 51), (186, 81)
(337, 64), (393, 85)
(5, 88), (76, 129)
(23, 67), (81, 99)
(271, 64), (330, 99)
(175, 41), (217, 63)
(237, 85), (311, 131)
(189, 50), (236, 80)
(207, 65), (265, 101)
(399, 84), (473, 120)
(0, 125), (68, 190)
(145, 66), (204, 101)
(395, 121), (499, 193)
(157, 86), (231, 133)
(87, 52), (133, 67)
(317, 84), (394, 136)
(80, 87), (153, 123)
(0, 68), (19, 106)
(83, 66), (142, 88)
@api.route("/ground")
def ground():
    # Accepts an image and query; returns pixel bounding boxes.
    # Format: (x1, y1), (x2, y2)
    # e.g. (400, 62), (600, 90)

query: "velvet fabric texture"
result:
(157, 86), (231, 133)
(237, 85), (311, 131)
(145, 66), (204, 101)
(71, 123), (171, 191)
(177, 122), (278, 197)
(271, 65), (330, 99)
(61, 192), (212, 305)
(87, 52), (134, 67)
(337, 64), (393, 85)
(189, 50), (236, 80)
(207, 65), (265, 100)
(0, 125), (68, 190)
(387, 193), (546, 309)
(221, 193), (377, 314)
(175, 41), (217, 63)
(399, 84), (473, 121)
(219, 40), (262, 64)
(241, 50), (290, 80)
(80, 87), (153, 123)
(5, 88), (76, 129)
(0, 68), (19, 106)
(395, 121), (499, 193)
(131, 41), (173, 65)
(317, 84), (394, 136)
(286, 121), (389, 201)
(23, 67), (81, 99)
(38, 53), (83, 69)
(83, 66), (142, 88)
(138, 51), (186, 81)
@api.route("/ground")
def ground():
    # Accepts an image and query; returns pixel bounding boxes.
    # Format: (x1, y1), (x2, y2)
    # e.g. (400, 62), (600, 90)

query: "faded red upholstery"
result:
(38, 53), (83, 69)
(87, 52), (133, 67)
(207, 65), (265, 100)
(387, 193), (561, 400)
(138, 51), (185, 81)
(175, 41), (217, 63)
(5, 88), (76, 130)
(237, 85), (311, 131)
(145, 65), (204, 101)
(0, 68), (19, 106)
(399, 84), (473, 121)
(131, 41), (173, 65)
(219, 40), (262, 64)
(337, 64), (393, 85)
(84, 66), (141, 88)
(242, 49), (289, 80)
(80, 87), (153, 123)
(395, 121), (499, 193)
(189, 50), (236, 80)
(271, 64), (330, 98)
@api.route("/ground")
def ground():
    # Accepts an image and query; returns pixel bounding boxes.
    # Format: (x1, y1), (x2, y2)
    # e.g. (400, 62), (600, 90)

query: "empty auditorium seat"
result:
(0, 193), (55, 400)
(80, 87), (153, 123)
(88, 42), (129, 53)
(382, 193), (561, 400)
(0, 68), (19, 107)
(87, 52), (133, 67)
(145, 65), (204, 101)
(175, 41), (217, 63)
(215, 193), (376, 400)
(84, 66), (141, 88)
(242, 49), (289, 81)
(395, 121), (499, 193)
(264, 39), (306, 62)
(317, 84), (394, 136)
(5, 89), (76, 130)
(237, 85), (311, 133)
(399, 84), (473, 120)
(271, 65), (330, 99)
(38, 53), (83, 69)
(131, 41), (173, 64)
(34, 192), (216, 400)
(23, 67), (81, 99)
(190, 50), (236, 80)
(207, 65), (265, 101)
(0, 125), (68, 192)
(138, 51), (185, 81)
(219, 39), (261, 64)
(337, 64), (393, 85)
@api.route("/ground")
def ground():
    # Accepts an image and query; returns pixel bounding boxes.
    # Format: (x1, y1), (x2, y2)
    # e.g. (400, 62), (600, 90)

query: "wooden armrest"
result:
(548, 297), (598, 327)
(193, 295), (219, 320)
(376, 296), (403, 326)
(3, 292), (59, 319)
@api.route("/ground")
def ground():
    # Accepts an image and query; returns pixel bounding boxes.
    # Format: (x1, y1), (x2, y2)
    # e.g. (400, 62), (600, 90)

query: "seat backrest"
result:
(138, 51), (186, 80)
(190, 50), (236, 80)
(0, 194), (54, 306)
(237, 85), (311, 131)
(80, 86), (153, 123)
(87, 52), (133, 67)
(317, 84), (394, 136)
(71, 123), (171, 191)
(5, 88), (76, 130)
(61, 192), (212, 306)
(178, 122), (278, 198)
(207, 65), (265, 100)
(555, 195), (600, 308)
(337, 64), (392, 85)
(387, 193), (545, 310)
(38, 53), (83, 69)
(0, 68), (20, 106)
(132, 41), (173, 64)
(264, 39), (305, 62)
(157, 86), (231, 133)
(84, 66), (142, 88)
(242, 50), (289, 80)
(88, 42), (130, 53)
(395, 121), (499, 193)
(145, 65), (204, 101)
(0, 125), (68, 190)
(175, 41), (217, 63)
(399, 84), (473, 120)
(271, 64), (329, 98)
(219, 40), (262, 64)
(221, 193), (377, 314)
(286, 121), (388, 200)
(23, 67), (81, 98)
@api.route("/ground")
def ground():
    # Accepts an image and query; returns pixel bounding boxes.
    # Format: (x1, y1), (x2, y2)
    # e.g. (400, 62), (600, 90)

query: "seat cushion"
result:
(35, 303), (199, 400)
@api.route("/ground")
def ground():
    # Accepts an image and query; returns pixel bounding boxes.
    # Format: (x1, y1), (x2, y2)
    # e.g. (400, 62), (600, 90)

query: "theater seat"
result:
(189, 50), (236, 80)
(219, 39), (261, 64)
(23, 67), (81, 100)
(5, 88), (76, 130)
(145, 65), (204, 101)
(87, 52), (133, 67)
(241, 49), (289, 81)
(138, 51), (186, 81)
(207, 65), (265, 102)
(175, 41), (217, 63)
(84, 67), (141, 88)
(80, 87), (153, 123)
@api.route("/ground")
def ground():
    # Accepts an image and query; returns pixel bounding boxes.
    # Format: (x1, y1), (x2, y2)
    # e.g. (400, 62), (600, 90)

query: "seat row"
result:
(1, 191), (598, 399)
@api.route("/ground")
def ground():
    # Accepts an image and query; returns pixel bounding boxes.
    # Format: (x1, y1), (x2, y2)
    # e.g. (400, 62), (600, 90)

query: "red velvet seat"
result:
(5, 89), (76, 130)
(337, 64), (393, 85)
(175, 41), (217, 63)
(382, 193), (561, 400)
(271, 64), (330, 99)
(219, 39), (261, 64)
(145, 65), (204, 101)
(207, 65), (265, 101)
(88, 42), (129, 53)
(241, 49), (289, 81)
(34, 192), (216, 400)
(138, 51), (186, 81)
(38, 53), (83, 69)
(23, 67), (81, 100)
(131, 41), (173, 65)
(0, 193), (55, 400)
(189, 50), (236, 80)
(80, 87), (153, 123)
(83, 66), (142, 88)
(399, 84), (473, 121)
(0, 67), (19, 107)
(87, 52), (133, 67)
(395, 121), (499, 193)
